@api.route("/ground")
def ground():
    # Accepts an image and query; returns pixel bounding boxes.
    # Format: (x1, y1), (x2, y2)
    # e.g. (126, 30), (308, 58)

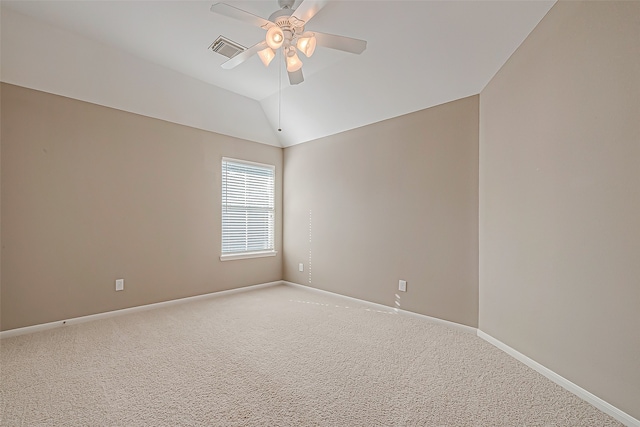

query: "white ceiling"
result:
(1, 0), (555, 147)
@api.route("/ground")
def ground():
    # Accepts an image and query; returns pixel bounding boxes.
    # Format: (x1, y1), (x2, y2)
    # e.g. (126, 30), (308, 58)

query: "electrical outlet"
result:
(115, 279), (124, 291)
(299, 263), (304, 272)
(398, 280), (407, 292)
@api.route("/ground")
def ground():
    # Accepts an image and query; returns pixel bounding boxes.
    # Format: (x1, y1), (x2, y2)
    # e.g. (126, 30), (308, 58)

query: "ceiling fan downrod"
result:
(277, 0), (295, 9)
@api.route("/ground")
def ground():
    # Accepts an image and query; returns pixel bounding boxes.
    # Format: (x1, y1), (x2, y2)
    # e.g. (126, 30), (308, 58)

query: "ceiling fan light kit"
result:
(210, 0), (367, 85)
(297, 32), (316, 57)
(285, 47), (303, 72)
(266, 26), (285, 50)
(258, 47), (276, 67)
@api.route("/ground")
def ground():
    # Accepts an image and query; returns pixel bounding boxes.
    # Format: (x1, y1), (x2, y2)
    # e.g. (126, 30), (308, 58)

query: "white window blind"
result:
(221, 158), (275, 258)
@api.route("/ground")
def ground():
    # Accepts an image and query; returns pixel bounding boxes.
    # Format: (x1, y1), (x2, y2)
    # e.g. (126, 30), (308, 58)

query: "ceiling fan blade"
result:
(288, 68), (304, 85)
(291, 0), (328, 25)
(221, 40), (268, 69)
(210, 3), (274, 29)
(313, 31), (367, 54)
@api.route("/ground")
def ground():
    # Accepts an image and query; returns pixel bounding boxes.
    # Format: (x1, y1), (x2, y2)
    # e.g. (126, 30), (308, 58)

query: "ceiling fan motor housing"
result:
(268, 10), (305, 50)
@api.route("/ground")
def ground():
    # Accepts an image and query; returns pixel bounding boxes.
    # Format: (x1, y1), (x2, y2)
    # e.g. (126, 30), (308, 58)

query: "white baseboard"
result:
(477, 330), (639, 427)
(282, 281), (477, 334)
(0, 281), (282, 339)
(4, 279), (636, 426)
(288, 281), (638, 425)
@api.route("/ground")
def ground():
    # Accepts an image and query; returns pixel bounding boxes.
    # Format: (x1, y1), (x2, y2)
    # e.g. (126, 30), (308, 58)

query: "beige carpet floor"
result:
(0, 284), (623, 426)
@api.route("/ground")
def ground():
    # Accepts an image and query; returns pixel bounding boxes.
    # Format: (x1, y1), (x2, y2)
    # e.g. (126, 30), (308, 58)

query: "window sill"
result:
(220, 251), (278, 261)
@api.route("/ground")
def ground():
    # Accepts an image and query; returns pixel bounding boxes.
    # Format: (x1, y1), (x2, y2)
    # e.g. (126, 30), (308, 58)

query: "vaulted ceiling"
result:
(1, 0), (555, 147)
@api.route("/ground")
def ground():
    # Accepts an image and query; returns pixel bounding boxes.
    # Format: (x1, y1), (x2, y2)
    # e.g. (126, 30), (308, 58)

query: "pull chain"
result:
(278, 49), (282, 132)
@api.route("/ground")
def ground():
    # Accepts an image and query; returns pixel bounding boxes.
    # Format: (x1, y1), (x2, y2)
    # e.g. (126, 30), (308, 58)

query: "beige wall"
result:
(284, 96), (479, 327)
(479, 1), (640, 420)
(0, 83), (3, 331)
(0, 83), (283, 331)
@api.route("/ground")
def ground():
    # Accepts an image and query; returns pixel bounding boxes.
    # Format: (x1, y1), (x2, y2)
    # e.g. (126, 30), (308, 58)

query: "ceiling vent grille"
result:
(209, 36), (246, 59)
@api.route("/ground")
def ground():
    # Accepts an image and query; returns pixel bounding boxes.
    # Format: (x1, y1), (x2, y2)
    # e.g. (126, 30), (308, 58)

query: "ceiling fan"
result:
(210, 0), (367, 85)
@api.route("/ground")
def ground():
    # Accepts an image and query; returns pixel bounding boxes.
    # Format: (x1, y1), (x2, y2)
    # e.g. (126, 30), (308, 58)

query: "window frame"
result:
(220, 157), (277, 261)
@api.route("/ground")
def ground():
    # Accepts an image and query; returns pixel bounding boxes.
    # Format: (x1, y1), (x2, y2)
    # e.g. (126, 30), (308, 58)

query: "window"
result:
(221, 158), (276, 261)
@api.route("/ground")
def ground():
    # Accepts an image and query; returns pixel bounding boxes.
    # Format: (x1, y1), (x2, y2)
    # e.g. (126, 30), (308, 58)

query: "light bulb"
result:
(286, 49), (303, 72)
(266, 26), (284, 50)
(297, 32), (316, 58)
(257, 47), (275, 67)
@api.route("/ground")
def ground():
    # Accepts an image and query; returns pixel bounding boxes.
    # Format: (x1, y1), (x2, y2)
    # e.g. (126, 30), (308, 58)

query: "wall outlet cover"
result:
(115, 279), (124, 291)
(399, 280), (407, 292)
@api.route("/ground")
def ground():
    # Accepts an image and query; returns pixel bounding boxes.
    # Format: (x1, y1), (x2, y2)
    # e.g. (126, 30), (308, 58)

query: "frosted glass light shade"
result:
(286, 50), (303, 72)
(266, 26), (284, 50)
(258, 47), (276, 67)
(297, 32), (316, 57)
